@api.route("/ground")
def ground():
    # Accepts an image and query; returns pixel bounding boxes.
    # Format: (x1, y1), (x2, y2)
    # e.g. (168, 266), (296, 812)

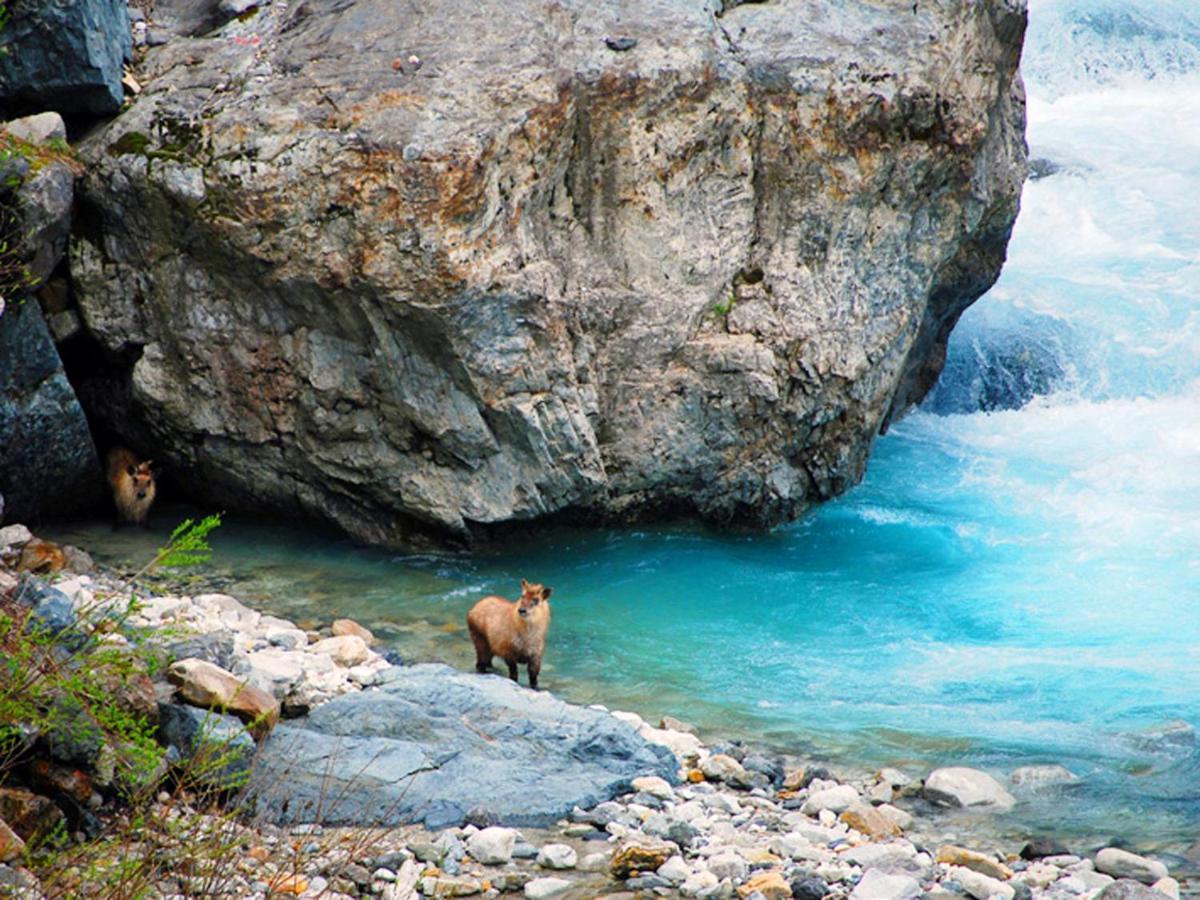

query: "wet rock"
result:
(252, 664), (676, 828)
(1094, 848), (1168, 885)
(923, 767), (1016, 811)
(1009, 764), (1078, 787)
(1020, 837), (1070, 860)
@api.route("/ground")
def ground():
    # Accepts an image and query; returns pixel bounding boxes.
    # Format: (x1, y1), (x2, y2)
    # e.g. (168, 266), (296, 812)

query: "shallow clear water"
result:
(45, 0), (1200, 854)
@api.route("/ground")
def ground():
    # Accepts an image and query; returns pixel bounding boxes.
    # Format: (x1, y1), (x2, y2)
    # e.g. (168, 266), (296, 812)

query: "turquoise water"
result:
(45, 0), (1200, 853)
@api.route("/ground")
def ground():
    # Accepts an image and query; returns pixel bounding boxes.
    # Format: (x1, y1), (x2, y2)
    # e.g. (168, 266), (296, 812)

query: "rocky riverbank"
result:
(0, 523), (1190, 899)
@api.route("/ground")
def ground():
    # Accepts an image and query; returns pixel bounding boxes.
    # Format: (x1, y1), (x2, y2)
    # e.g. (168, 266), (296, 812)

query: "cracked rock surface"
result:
(71, 0), (1027, 545)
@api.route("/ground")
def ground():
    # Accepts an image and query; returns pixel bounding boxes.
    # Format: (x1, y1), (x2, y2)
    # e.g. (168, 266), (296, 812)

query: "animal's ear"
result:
(542, 587), (552, 600)
(521, 578), (530, 591)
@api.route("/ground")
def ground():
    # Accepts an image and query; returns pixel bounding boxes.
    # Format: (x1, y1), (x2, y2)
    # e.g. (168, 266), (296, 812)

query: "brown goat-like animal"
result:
(106, 446), (157, 526)
(466, 579), (552, 689)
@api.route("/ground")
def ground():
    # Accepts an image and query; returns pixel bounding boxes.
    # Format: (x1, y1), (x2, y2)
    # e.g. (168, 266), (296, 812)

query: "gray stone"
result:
(164, 631), (239, 671)
(944, 865), (1015, 900)
(1094, 849), (1168, 885)
(17, 161), (74, 287)
(3, 113), (67, 145)
(537, 843), (577, 870)
(524, 877), (572, 900)
(1009, 764), (1078, 787)
(923, 767), (1016, 811)
(250, 663), (678, 827)
(850, 869), (921, 900)
(0, 298), (103, 523)
(14, 575), (77, 636)
(69, 0), (1027, 547)
(466, 826), (517, 865)
(1097, 881), (1176, 900)
(801, 784), (859, 815)
(158, 702), (255, 790)
(0, 0), (131, 117)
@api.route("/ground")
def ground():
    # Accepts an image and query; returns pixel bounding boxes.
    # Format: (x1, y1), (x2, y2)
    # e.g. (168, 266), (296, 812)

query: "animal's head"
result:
(127, 460), (156, 500)
(517, 579), (552, 618)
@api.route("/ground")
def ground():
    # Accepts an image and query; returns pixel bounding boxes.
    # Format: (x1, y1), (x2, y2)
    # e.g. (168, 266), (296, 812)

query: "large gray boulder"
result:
(70, 0), (1027, 545)
(250, 664), (678, 829)
(0, 0), (131, 118)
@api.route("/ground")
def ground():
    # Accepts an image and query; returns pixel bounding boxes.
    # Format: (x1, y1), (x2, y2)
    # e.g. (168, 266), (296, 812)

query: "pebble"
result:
(850, 869), (921, 900)
(524, 876), (572, 899)
(657, 855), (691, 884)
(1095, 848), (1168, 885)
(466, 827), (516, 865)
(536, 843), (577, 870)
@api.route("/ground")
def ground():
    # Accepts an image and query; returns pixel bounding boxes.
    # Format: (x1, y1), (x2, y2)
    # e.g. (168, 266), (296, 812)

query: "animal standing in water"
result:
(466, 579), (552, 689)
(106, 446), (157, 527)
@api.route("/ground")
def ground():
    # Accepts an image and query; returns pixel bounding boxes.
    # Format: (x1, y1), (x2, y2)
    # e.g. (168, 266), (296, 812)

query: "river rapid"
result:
(45, 0), (1200, 857)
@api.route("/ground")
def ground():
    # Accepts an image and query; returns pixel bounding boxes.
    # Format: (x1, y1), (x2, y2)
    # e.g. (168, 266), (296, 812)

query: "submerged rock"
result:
(71, 0), (1027, 546)
(250, 664), (677, 828)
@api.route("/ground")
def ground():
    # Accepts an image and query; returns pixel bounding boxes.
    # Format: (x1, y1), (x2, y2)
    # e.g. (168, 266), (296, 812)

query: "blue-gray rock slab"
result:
(250, 664), (678, 829)
(0, 0), (131, 118)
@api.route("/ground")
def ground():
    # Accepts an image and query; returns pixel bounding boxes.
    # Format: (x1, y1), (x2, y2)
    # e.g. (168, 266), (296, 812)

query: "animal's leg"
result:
(528, 659), (540, 690)
(469, 626), (492, 672)
(506, 660), (519, 681)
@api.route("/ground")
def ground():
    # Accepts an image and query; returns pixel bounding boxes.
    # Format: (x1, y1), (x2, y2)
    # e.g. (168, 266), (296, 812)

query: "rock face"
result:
(0, 298), (103, 522)
(250, 663), (678, 828)
(0, 127), (103, 523)
(0, 0), (131, 118)
(70, 0), (1027, 545)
